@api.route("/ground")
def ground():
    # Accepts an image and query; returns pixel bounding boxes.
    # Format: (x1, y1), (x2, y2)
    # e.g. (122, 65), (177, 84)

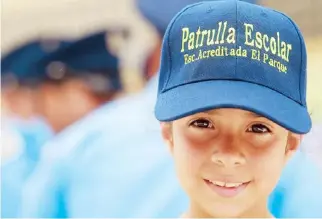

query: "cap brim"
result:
(155, 80), (311, 134)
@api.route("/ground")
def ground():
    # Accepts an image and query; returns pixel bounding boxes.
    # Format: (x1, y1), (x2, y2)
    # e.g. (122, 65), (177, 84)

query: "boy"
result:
(155, 1), (313, 217)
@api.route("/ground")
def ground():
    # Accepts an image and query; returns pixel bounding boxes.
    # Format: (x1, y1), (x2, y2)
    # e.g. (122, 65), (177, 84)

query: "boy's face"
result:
(34, 79), (99, 133)
(161, 108), (301, 217)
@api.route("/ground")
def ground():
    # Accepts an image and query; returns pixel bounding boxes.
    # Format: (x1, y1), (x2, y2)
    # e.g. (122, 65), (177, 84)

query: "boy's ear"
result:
(160, 122), (174, 153)
(285, 133), (303, 161)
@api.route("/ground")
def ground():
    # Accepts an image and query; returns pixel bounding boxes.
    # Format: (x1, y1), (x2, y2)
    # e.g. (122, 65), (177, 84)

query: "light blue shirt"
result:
(1, 117), (53, 218)
(21, 77), (322, 218)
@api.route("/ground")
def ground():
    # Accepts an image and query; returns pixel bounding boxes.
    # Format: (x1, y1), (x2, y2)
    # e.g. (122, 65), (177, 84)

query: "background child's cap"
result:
(1, 40), (69, 87)
(1, 31), (121, 92)
(155, 0), (311, 134)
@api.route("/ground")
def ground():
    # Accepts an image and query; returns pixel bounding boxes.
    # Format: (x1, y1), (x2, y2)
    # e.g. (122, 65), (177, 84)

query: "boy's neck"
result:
(181, 212), (274, 218)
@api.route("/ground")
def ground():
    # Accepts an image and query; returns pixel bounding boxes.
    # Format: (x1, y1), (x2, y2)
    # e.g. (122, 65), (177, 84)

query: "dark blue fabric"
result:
(155, 0), (311, 134)
(1, 32), (121, 91)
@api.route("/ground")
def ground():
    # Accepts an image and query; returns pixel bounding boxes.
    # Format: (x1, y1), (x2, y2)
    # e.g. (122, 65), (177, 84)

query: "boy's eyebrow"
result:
(205, 109), (263, 118)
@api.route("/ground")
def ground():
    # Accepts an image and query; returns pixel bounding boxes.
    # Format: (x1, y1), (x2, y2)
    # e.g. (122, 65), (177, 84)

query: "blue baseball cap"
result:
(2, 31), (121, 91)
(1, 40), (66, 87)
(155, 0), (311, 134)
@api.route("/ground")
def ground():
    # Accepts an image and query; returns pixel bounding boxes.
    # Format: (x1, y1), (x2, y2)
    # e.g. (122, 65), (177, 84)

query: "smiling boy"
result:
(155, 0), (312, 217)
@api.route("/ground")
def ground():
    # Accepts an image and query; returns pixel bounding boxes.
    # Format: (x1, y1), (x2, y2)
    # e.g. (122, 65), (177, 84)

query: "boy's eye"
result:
(247, 124), (271, 133)
(190, 119), (214, 129)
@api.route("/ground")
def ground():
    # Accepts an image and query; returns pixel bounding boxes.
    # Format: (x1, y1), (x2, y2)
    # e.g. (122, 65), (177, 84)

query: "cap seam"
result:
(163, 2), (205, 92)
(286, 17), (304, 106)
(272, 9), (304, 106)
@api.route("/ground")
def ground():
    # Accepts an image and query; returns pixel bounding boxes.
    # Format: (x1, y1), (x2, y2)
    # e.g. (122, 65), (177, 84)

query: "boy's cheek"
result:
(248, 152), (285, 184)
(173, 138), (206, 174)
(174, 134), (211, 167)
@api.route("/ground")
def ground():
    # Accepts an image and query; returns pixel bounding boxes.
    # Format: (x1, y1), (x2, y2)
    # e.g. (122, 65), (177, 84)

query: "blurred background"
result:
(1, 0), (322, 218)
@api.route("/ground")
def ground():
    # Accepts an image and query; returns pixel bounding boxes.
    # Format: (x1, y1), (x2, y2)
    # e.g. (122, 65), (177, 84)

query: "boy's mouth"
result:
(204, 179), (250, 198)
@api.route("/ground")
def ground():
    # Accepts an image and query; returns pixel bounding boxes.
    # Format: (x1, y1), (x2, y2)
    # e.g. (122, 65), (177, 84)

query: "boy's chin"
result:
(200, 202), (251, 218)
(204, 202), (271, 218)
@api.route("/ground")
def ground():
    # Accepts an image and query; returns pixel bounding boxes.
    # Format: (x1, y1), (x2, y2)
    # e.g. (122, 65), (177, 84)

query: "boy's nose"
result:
(211, 151), (245, 168)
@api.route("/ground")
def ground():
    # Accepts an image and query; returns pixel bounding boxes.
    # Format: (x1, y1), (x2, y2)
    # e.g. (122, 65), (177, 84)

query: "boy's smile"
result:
(204, 179), (251, 198)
